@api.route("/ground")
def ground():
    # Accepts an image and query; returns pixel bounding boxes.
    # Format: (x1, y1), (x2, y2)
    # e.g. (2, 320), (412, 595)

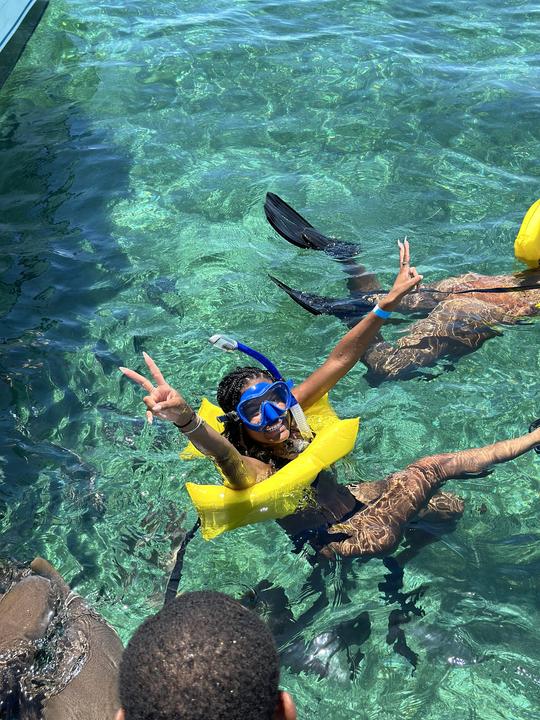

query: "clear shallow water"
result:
(1, 0), (539, 716)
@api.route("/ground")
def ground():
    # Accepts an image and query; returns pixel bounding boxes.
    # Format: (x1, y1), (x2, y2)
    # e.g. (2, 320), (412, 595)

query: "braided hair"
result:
(217, 366), (275, 415)
(216, 366), (276, 463)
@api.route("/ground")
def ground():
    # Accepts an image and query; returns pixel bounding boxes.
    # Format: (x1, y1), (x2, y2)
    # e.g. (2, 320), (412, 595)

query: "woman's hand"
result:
(119, 352), (192, 425)
(120, 353), (261, 488)
(292, 238), (423, 410)
(379, 239), (423, 311)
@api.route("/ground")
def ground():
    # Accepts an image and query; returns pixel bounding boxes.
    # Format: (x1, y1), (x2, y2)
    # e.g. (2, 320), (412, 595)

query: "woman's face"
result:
(240, 376), (291, 445)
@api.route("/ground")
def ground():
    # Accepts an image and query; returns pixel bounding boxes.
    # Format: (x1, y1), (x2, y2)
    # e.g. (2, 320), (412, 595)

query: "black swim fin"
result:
(265, 193), (360, 260)
(269, 275), (376, 322)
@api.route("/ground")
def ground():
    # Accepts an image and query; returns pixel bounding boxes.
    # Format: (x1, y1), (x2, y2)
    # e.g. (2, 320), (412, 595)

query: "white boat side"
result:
(0, 0), (38, 54)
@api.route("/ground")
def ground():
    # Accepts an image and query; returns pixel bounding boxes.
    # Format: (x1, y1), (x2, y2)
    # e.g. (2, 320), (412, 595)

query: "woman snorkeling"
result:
(120, 240), (540, 559)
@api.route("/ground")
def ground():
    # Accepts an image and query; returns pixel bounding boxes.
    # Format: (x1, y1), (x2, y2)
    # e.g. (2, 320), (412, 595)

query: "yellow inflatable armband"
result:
(181, 395), (359, 540)
(515, 198), (540, 268)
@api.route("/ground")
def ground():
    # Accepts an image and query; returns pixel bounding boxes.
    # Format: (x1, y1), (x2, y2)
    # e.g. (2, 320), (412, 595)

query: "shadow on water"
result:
(0, 77), (132, 587)
(241, 522), (491, 682)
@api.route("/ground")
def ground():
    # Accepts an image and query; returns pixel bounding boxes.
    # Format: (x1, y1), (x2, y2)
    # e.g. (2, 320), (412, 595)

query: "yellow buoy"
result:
(180, 395), (359, 540)
(515, 199), (540, 267)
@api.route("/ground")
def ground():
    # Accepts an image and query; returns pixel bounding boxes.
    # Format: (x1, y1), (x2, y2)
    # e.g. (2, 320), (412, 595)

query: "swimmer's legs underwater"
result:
(242, 538), (439, 677)
(361, 292), (538, 383)
(265, 193), (540, 320)
(349, 482), (464, 668)
(264, 192), (440, 319)
(240, 561), (372, 681)
(319, 424), (540, 559)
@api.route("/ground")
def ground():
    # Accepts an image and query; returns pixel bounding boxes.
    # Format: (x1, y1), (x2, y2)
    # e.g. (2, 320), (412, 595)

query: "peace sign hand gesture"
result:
(119, 352), (192, 426)
(382, 238), (423, 310)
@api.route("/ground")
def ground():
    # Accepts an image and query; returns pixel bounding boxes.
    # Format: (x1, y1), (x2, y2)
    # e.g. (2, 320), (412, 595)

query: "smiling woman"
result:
(120, 239), (421, 484)
(183, 394), (359, 540)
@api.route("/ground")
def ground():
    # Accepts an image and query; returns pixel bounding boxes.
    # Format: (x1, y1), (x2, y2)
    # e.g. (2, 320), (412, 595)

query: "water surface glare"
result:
(1, 0), (539, 717)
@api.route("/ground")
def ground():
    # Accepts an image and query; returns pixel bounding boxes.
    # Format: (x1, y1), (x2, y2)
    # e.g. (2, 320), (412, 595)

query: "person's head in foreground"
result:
(116, 590), (296, 720)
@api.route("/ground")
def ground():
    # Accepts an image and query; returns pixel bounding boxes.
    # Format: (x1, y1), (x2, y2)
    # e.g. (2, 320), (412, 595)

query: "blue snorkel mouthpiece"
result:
(208, 334), (313, 440)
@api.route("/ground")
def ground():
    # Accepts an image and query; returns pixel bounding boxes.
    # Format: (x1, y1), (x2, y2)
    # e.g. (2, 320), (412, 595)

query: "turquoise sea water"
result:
(1, 0), (539, 716)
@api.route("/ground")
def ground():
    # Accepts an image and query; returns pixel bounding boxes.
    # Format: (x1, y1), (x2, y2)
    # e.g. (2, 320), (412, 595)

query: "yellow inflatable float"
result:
(181, 395), (359, 540)
(515, 198), (540, 267)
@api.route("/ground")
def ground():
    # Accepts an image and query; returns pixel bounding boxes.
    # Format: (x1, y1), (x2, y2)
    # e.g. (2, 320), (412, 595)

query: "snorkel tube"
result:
(209, 334), (313, 440)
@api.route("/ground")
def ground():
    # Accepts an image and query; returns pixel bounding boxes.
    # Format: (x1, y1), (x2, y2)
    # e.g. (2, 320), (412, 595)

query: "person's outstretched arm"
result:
(293, 240), (422, 410)
(120, 353), (269, 489)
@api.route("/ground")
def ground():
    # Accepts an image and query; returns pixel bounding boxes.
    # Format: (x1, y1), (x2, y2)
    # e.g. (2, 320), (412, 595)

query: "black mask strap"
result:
(217, 410), (240, 424)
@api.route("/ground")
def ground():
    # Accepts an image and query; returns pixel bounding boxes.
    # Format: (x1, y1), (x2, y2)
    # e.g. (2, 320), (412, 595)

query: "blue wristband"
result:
(372, 303), (392, 319)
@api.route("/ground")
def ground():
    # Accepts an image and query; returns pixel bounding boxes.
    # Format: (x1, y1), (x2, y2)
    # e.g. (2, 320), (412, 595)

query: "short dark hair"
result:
(119, 591), (280, 720)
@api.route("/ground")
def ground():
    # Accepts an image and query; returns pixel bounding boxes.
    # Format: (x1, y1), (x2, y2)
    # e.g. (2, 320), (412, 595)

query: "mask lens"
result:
(240, 396), (268, 423)
(237, 382), (292, 427)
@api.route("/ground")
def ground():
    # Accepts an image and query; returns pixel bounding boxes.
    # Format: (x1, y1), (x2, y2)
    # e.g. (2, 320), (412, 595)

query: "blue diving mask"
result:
(209, 334), (313, 440)
(236, 380), (296, 431)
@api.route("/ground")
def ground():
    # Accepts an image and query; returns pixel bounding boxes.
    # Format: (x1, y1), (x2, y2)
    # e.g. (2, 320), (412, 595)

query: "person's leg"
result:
(414, 490), (465, 523)
(362, 273), (539, 382)
(425, 271), (540, 315)
(348, 481), (465, 560)
(321, 425), (540, 559)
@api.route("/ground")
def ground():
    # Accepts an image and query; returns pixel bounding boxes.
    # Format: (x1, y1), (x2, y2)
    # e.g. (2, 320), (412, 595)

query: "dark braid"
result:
(216, 366), (277, 463)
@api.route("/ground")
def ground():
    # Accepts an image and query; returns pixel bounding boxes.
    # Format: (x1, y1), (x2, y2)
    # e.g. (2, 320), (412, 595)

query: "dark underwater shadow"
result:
(0, 67), (132, 589)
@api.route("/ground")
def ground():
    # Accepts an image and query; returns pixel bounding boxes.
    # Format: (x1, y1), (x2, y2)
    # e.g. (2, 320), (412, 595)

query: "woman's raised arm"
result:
(293, 240), (422, 409)
(119, 352), (262, 489)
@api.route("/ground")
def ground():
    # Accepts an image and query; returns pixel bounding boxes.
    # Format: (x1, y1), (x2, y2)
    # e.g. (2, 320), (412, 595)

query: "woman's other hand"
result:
(380, 239), (423, 311)
(120, 353), (261, 488)
(119, 352), (193, 425)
